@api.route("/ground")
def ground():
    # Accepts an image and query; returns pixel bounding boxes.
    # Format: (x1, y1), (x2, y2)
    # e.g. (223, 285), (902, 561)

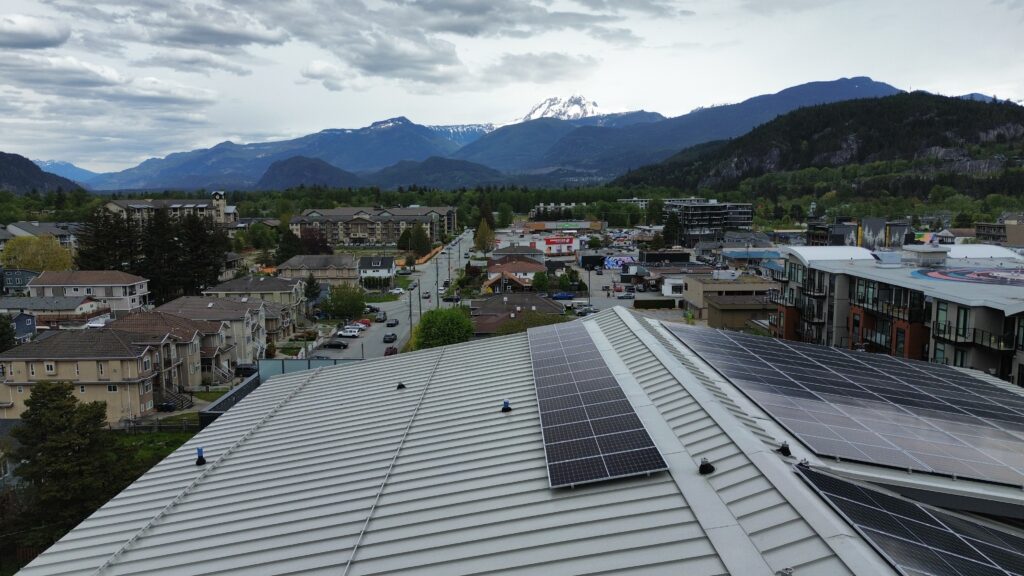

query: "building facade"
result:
(105, 191), (239, 226)
(277, 254), (358, 287)
(27, 271), (149, 316)
(289, 206), (456, 246)
(662, 198), (753, 248)
(0, 296), (111, 330)
(156, 297), (267, 365)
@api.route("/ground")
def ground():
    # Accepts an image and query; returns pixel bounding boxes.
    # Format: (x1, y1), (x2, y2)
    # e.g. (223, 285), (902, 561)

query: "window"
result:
(75, 362), (80, 376)
(79, 385), (85, 393)
(895, 328), (906, 356)
(955, 307), (970, 338)
(98, 362), (105, 376)
(936, 302), (948, 326)
(934, 343), (947, 364)
(85, 288), (93, 295)
(44, 362), (55, 374)
(107, 384), (118, 392)
(143, 357), (151, 371)
(954, 348), (966, 368)
(17, 386), (23, 393)
(29, 363), (35, 376)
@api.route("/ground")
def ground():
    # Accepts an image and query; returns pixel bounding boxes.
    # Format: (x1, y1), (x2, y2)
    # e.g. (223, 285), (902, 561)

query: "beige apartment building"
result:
(0, 330), (159, 424)
(276, 254), (358, 287)
(28, 270), (150, 316)
(203, 275), (306, 318)
(156, 297), (267, 365)
(662, 271), (778, 319)
(105, 191), (239, 226)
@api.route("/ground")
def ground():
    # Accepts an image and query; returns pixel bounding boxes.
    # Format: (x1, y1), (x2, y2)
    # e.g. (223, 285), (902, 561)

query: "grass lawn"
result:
(110, 430), (196, 466)
(158, 411), (201, 425)
(194, 390), (227, 403)
(279, 345), (302, 356)
(394, 275), (413, 290)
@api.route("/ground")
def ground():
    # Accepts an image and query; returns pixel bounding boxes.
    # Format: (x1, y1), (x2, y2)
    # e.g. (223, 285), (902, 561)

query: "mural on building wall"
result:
(912, 268), (1024, 287)
(601, 256), (637, 270)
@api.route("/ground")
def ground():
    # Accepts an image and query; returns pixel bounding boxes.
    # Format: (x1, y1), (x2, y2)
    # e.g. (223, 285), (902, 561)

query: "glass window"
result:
(934, 342), (946, 363)
(17, 386), (23, 393)
(954, 348), (966, 368)
(79, 385), (85, 393)
(895, 328), (906, 356)
(29, 363), (35, 376)
(936, 302), (948, 326)
(98, 362), (105, 376)
(107, 384), (118, 392)
(956, 307), (970, 337)
(44, 362), (55, 374)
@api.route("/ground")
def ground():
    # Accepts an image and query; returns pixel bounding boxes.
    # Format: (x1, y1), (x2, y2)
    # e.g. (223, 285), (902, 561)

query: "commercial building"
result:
(27, 271), (149, 316)
(23, 309), (1024, 576)
(662, 197), (753, 248)
(289, 206), (456, 246)
(805, 217), (912, 250)
(769, 244), (1024, 383)
(662, 270), (779, 319)
(104, 191), (239, 226)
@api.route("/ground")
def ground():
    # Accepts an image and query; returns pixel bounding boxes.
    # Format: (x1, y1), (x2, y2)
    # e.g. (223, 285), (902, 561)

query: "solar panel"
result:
(528, 322), (668, 488)
(664, 323), (1024, 487)
(798, 466), (1024, 576)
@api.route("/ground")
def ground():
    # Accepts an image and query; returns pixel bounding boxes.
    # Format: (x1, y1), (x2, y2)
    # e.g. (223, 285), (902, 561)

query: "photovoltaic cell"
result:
(798, 466), (1024, 576)
(528, 321), (668, 488)
(665, 322), (1024, 487)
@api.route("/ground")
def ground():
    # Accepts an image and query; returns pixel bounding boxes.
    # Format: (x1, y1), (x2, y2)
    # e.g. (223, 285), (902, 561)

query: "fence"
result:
(257, 358), (360, 379)
(116, 420), (202, 433)
(198, 373), (261, 429)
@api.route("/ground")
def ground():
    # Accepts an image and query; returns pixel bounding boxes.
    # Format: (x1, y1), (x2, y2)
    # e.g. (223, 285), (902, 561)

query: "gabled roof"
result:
(487, 258), (546, 274)
(6, 221), (80, 237)
(0, 296), (95, 311)
(29, 309), (1024, 575)
(29, 270), (147, 286)
(493, 245), (543, 255)
(277, 254), (357, 270)
(0, 329), (150, 360)
(205, 275), (301, 294)
(108, 311), (221, 341)
(155, 296), (264, 321)
(357, 256), (395, 270)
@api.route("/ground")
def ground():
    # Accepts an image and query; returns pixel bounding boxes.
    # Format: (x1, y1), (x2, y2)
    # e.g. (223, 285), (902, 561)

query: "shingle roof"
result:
(29, 270), (148, 286)
(277, 254), (357, 270)
(206, 275), (301, 293)
(487, 259), (546, 274)
(32, 308), (1024, 575)
(0, 296), (94, 311)
(357, 256), (395, 270)
(6, 221), (80, 237)
(108, 311), (221, 341)
(493, 245), (543, 255)
(0, 329), (149, 360)
(155, 296), (263, 321)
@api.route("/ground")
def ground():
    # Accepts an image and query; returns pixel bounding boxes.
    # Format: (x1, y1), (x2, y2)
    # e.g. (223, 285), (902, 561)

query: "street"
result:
(309, 231), (473, 360)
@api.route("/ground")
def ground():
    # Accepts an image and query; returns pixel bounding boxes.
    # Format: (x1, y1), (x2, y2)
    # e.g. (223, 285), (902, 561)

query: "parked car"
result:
(235, 363), (258, 377)
(595, 269), (604, 275)
(409, 281), (417, 289)
(384, 346), (399, 356)
(155, 402), (177, 412)
(339, 328), (361, 338)
(442, 280), (450, 288)
(397, 268), (413, 275)
(386, 318), (399, 327)
(576, 306), (598, 317)
(601, 285), (611, 291)
(344, 324), (366, 332)
(389, 287), (405, 295)
(625, 285), (636, 293)
(423, 291), (432, 299)
(309, 354), (331, 360)
(375, 311), (387, 322)
(614, 285), (624, 292)
(322, 339), (349, 349)
(636, 285), (646, 292)
(551, 292), (575, 300)
(616, 293), (635, 300)
(442, 295), (461, 302)
(365, 304), (380, 313)
(355, 319), (372, 327)
(382, 333), (398, 343)
(463, 252), (469, 258)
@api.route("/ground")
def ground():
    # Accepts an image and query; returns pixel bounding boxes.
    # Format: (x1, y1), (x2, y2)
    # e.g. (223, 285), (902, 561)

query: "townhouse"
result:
(27, 271), (149, 317)
(156, 296), (267, 366)
(276, 254), (358, 287)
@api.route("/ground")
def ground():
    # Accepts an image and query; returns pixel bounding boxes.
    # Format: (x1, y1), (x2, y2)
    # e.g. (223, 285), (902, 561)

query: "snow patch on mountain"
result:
(427, 124), (495, 147)
(517, 95), (600, 123)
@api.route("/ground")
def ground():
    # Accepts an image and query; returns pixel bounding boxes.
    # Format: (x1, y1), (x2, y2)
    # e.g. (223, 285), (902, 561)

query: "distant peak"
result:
(517, 95), (600, 123)
(369, 117), (413, 130)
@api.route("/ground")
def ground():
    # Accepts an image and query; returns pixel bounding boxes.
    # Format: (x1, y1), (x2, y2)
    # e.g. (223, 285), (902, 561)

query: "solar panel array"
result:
(799, 466), (1024, 576)
(527, 322), (667, 488)
(664, 323), (1024, 487)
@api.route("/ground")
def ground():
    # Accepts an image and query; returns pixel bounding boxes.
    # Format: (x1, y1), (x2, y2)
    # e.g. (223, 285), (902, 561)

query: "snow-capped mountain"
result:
(517, 95), (600, 123)
(427, 124), (495, 147)
(32, 159), (99, 183)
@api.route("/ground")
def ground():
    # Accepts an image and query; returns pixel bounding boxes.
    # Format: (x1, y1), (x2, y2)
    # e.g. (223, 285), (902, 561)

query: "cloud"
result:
(571, 0), (696, 17)
(134, 50), (252, 76)
(0, 14), (70, 48)
(299, 60), (348, 91)
(482, 52), (599, 85)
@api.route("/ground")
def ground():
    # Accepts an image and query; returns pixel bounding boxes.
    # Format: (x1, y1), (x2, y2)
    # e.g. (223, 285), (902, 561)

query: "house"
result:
(108, 311), (234, 391)
(1, 268), (40, 295)
(0, 296), (111, 330)
(202, 275), (305, 320)
(490, 244), (545, 263)
(0, 329), (160, 424)
(7, 313), (35, 344)
(155, 296), (267, 365)
(484, 257), (546, 293)
(24, 309), (1024, 576)
(469, 293), (565, 336)
(357, 256), (396, 287)
(104, 191), (239, 226)
(0, 228), (12, 253)
(276, 254), (358, 287)
(5, 221), (80, 250)
(219, 251), (243, 281)
(27, 271), (149, 317)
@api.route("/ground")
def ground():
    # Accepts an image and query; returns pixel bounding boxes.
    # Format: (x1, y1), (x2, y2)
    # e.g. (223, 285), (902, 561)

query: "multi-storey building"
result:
(769, 244), (1024, 383)
(5, 221), (80, 251)
(975, 213), (1024, 246)
(289, 206), (456, 246)
(805, 218), (912, 250)
(616, 197), (650, 211)
(0, 329), (160, 424)
(27, 271), (149, 317)
(276, 254), (358, 287)
(203, 275), (305, 324)
(156, 296), (267, 365)
(104, 191), (239, 226)
(0, 296), (111, 330)
(662, 198), (753, 248)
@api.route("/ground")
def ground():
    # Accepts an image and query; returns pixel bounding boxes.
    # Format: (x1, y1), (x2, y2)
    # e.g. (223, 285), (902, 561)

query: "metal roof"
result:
(22, 308), (944, 575)
(782, 246), (875, 266)
(946, 244), (1024, 260)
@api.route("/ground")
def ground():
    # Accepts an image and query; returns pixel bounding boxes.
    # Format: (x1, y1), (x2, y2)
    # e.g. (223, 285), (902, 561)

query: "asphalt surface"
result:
(309, 231), (473, 360)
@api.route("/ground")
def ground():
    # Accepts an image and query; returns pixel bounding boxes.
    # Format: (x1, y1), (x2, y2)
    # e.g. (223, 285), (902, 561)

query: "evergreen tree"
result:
(409, 224), (432, 257)
(276, 230), (302, 264)
(178, 213), (229, 295)
(662, 213), (681, 247)
(532, 272), (549, 292)
(396, 228), (412, 250)
(0, 314), (16, 353)
(75, 209), (138, 271)
(139, 208), (181, 304)
(497, 203), (514, 228)
(304, 272), (321, 301)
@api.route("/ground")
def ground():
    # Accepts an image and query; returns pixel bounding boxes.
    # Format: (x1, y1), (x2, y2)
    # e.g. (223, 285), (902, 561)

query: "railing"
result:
(851, 298), (927, 323)
(932, 322), (973, 344)
(863, 328), (891, 349)
(930, 356), (949, 366)
(802, 282), (828, 297)
(768, 290), (797, 307)
(798, 295), (827, 323)
(972, 328), (1016, 351)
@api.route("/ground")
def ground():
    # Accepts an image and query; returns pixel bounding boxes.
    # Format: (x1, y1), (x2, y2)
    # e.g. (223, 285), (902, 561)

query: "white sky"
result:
(1, 0), (1022, 172)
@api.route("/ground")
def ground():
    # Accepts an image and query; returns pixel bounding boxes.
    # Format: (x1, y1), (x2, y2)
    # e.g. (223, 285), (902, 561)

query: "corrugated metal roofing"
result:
(20, 309), (902, 576)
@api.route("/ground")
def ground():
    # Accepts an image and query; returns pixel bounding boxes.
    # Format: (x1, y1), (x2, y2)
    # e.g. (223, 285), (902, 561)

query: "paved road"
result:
(310, 232), (474, 360)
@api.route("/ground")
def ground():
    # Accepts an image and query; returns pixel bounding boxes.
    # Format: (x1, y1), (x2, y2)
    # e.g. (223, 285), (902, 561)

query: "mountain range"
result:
(1, 153), (81, 194)
(4, 77), (1008, 193)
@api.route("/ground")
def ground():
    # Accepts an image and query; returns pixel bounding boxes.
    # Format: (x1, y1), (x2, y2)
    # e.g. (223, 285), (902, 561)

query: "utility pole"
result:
(408, 282), (413, 324)
(434, 253), (440, 310)
(417, 283), (422, 318)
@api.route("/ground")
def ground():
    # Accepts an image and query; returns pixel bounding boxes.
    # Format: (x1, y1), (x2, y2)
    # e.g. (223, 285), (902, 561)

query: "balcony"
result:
(863, 328), (892, 349)
(768, 290), (797, 307)
(802, 282), (828, 297)
(932, 322), (973, 344)
(972, 328), (1016, 352)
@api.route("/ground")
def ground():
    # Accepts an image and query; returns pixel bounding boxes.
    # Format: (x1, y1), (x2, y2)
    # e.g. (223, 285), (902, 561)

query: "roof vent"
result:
(195, 447), (206, 466)
(501, 399), (512, 413)
(240, 297), (248, 302)
(778, 441), (792, 457)
(698, 458), (715, 475)
(206, 302), (214, 308)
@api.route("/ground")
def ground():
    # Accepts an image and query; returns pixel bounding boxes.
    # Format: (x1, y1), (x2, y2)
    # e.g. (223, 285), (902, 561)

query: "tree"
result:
(788, 204), (805, 222)
(299, 229), (332, 255)
(0, 314), (16, 353)
(1, 236), (72, 271)
(276, 230), (302, 265)
(649, 232), (666, 250)
(409, 223), (432, 257)
(558, 273), (572, 291)
(414, 307), (472, 350)
(246, 224), (277, 251)
(645, 198), (664, 226)
(176, 213), (230, 295)
(304, 272), (321, 301)
(587, 236), (603, 249)
(953, 211), (974, 228)
(474, 219), (495, 252)
(11, 382), (124, 548)
(662, 213), (680, 247)
(138, 208), (180, 304)
(75, 208), (139, 271)
(532, 271), (549, 292)
(396, 228), (412, 250)
(497, 203), (514, 228)
(322, 283), (365, 320)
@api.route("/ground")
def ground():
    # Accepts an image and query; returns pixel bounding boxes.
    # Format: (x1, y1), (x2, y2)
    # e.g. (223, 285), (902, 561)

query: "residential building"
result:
(616, 197), (650, 211)
(483, 256), (547, 293)
(704, 294), (774, 330)
(289, 206), (457, 246)
(7, 313), (35, 344)
(5, 221), (80, 251)
(0, 228), (12, 253)
(219, 251), (243, 281)
(357, 256), (396, 286)
(25, 309), (1024, 576)
(1, 268), (40, 295)
(662, 197), (753, 248)
(276, 254), (358, 287)
(104, 191), (239, 226)
(528, 202), (585, 218)
(468, 293), (565, 336)
(490, 244), (544, 263)
(203, 275), (305, 320)
(976, 219), (1024, 246)
(27, 271), (149, 317)
(0, 329), (160, 424)
(662, 270), (779, 319)
(805, 217), (912, 250)
(0, 296), (110, 330)
(156, 296), (267, 365)
(770, 244), (1024, 383)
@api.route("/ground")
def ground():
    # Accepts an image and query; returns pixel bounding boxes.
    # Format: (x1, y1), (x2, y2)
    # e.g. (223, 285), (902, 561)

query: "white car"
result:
(389, 287), (405, 295)
(343, 324), (366, 332)
(338, 328), (361, 338)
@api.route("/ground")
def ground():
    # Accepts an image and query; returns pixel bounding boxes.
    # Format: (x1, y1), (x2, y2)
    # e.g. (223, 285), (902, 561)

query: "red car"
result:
(384, 346), (399, 356)
(355, 318), (372, 327)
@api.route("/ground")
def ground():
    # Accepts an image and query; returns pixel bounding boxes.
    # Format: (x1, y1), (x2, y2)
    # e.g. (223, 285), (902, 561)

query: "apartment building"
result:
(770, 244), (1024, 383)
(0, 296), (110, 330)
(27, 271), (149, 316)
(156, 297), (267, 365)
(289, 206), (456, 246)
(0, 330), (160, 424)
(662, 197), (753, 248)
(104, 190), (239, 226)
(976, 213), (1024, 246)
(616, 197), (650, 211)
(203, 275), (305, 320)
(277, 254), (358, 287)
(5, 221), (80, 251)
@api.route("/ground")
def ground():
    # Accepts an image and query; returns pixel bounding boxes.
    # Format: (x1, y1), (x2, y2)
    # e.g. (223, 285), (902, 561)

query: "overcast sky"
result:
(1, 0), (1022, 172)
